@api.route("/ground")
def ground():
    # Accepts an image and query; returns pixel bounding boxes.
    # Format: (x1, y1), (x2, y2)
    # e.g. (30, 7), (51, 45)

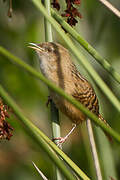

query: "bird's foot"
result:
(46, 96), (52, 107)
(53, 136), (68, 146)
(52, 124), (77, 146)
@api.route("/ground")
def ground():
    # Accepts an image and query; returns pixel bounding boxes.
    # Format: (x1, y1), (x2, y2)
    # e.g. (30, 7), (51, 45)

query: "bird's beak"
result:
(28, 43), (44, 52)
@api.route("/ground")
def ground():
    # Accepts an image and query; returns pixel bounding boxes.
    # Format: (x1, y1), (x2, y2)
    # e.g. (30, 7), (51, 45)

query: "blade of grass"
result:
(0, 83), (90, 180)
(0, 47), (120, 143)
(51, 9), (120, 84)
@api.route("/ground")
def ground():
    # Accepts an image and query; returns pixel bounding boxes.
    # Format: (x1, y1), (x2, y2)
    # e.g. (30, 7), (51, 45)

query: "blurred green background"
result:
(0, 0), (120, 179)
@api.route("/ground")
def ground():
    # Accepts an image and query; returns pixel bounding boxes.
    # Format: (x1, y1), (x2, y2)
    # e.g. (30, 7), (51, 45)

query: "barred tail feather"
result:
(98, 114), (112, 142)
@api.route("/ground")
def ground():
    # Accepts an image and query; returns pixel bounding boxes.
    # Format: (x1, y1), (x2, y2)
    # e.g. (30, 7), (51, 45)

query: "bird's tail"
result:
(98, 114), (112, 142)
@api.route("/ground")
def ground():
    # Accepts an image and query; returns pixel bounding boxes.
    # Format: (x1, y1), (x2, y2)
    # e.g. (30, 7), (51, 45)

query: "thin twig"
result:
(32, 162), (49, 180)
(86, 119), (102, 180)
(98, 0), (120, 18)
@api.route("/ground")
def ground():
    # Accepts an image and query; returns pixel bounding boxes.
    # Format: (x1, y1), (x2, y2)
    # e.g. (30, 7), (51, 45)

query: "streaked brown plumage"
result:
(29, 42), (109, 133)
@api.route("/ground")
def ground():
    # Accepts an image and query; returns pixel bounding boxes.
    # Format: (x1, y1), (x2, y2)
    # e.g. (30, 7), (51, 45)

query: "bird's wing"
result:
(72, 74), (99, 116)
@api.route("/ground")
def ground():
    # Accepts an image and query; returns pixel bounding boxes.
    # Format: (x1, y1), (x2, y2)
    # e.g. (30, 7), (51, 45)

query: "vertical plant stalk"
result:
(50, 101), (63, 180)
(86, 119), (102, 180)
(43, 0), (62, 179)
(44, 0), (52, 42)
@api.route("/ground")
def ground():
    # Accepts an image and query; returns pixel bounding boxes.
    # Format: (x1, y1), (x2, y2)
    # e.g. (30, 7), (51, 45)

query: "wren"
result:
(29, 42), (110, 143)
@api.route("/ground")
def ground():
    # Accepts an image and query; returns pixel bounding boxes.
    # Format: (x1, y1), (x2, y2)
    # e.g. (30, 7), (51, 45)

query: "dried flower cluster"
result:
(0, 98), (13, 140)
(52, 0), (82, 26)
(51, 0), (60, 11)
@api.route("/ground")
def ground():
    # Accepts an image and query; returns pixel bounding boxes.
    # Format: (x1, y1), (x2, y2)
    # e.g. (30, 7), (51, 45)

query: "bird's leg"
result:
(53, 124), (77, 145)
(46, 96), (52, 107)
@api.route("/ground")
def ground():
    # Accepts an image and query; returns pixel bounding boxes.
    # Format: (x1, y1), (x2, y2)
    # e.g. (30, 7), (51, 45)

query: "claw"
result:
(53, 137), (67, 145)
(52, 124), (77, 146)
(46, 96), (52, 107)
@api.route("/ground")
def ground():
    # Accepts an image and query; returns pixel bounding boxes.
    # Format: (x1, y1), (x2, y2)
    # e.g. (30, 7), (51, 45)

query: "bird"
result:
(28, 42), (111, 143)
